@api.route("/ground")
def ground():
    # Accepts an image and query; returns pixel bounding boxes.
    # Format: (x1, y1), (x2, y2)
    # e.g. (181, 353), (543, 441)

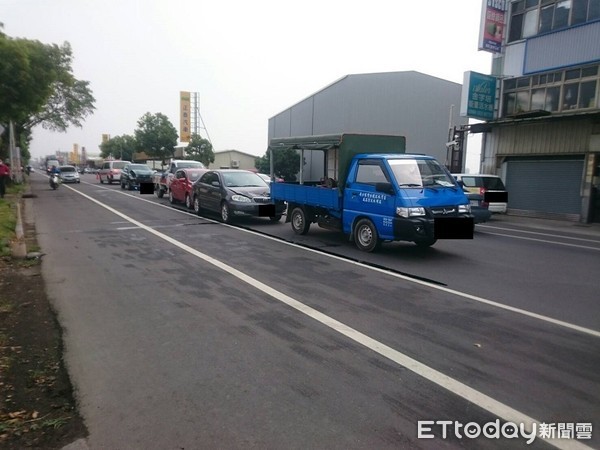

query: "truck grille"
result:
(430, 206), (458, 216)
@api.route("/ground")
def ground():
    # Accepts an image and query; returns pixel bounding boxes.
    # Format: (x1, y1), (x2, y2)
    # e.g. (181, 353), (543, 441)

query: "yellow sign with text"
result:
(180, 91), (191, 142)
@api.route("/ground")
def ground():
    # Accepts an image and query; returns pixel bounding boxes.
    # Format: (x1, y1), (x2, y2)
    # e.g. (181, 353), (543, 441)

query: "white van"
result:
(98, 160), (131, 184)
(452, 174), (508, 213)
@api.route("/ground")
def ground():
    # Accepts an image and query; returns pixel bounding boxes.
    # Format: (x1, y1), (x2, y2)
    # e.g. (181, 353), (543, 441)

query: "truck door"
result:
(343, 159), (397, 237)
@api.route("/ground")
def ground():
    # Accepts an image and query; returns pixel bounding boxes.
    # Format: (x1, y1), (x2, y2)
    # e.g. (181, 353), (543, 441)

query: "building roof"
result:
(214, 149), (258, 158)
(270, 70), (462, 118)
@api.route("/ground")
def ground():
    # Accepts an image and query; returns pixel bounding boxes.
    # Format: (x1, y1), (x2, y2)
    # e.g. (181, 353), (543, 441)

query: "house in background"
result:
(212, 150), (258, 170)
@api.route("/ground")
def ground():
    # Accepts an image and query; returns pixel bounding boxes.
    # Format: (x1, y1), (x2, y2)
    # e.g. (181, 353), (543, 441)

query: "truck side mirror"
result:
(375, 182), (394, 195)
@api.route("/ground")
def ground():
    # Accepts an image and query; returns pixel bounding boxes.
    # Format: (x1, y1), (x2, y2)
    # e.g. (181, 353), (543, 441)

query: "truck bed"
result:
(271, 183), (340, 210)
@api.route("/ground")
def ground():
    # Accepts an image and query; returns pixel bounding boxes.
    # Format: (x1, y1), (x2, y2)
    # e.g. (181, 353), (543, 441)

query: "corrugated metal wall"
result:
(505, 158), (584, 218)
(495, 120), (592, 155)
(524, 21), (600, 74)
(268, 71), (467, 165)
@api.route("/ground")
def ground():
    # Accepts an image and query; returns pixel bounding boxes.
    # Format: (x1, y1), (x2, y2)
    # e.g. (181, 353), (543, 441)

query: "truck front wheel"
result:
(414, 238), (437, 248)
(291, 207), (310, 235)
(354, 218), (381, 252)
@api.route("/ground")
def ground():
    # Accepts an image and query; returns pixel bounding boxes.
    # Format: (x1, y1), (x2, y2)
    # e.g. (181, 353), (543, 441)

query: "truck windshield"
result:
(388, 159), (456, 188)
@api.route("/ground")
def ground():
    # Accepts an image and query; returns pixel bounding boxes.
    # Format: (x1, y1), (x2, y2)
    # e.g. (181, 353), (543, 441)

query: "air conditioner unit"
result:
(231, 160), (240, 168)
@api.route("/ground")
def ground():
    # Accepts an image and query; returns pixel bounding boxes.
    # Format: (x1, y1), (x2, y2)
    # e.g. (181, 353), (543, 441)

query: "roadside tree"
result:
(134, 112), (178, 163)
(255, 147), (300, 182)
(185, 134), (214, 167)
(100, 135), (137, 161)
(0, 27), (95, 162)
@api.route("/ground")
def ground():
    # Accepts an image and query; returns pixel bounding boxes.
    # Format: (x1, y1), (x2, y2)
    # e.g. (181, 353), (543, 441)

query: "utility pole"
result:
(9, 121), (23, 183)
(447, 125), (469, 173)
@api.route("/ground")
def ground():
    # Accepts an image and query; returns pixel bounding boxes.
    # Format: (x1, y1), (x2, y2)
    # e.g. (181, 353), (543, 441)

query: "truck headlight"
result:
(396, 207), (426, 218)
(231, 195), (251, 203)
(458, 204), (471, 213)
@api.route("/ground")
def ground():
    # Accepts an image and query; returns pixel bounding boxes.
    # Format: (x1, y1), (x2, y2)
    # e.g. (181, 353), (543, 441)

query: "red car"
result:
(169, 168), (208, 209)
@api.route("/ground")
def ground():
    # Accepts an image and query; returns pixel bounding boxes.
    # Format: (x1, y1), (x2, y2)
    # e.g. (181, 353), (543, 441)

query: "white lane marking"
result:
(479, 224), (600, 243)
(71, 183), (600, 338)
(66, 186), (592, 450)
(480, 231), (600, 252)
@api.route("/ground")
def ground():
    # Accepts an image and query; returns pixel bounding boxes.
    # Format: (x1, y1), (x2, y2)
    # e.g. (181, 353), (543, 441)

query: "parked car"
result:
(58, 165), (80, 183)
(98, 160), (131, 184)
(153, 159), (205, 198)
(191, 169), (286, 223)
(465, 192), (492, 224)
(120, 163), (155, 190)
(452, 173), (508, 213)
(169, 168), (209, 208)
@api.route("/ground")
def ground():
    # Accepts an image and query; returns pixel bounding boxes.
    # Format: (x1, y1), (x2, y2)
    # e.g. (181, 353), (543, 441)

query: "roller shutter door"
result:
(505, 158), (584, 215)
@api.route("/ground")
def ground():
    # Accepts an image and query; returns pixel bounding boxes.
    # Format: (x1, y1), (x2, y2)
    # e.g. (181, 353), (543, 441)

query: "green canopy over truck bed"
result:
(268, 133), (406, 189)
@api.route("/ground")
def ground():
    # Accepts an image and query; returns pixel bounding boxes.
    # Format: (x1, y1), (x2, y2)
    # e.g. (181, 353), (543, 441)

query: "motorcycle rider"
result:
(49, 165), (61, 188)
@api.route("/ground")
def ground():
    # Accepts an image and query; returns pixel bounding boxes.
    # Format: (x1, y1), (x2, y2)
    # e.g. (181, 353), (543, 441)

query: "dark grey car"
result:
(191, 170), (286, 223)
(120, 164), (154, 190)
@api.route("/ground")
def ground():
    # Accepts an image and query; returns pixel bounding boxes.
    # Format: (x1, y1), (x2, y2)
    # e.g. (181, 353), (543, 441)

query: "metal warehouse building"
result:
(268, 71), (468, 179)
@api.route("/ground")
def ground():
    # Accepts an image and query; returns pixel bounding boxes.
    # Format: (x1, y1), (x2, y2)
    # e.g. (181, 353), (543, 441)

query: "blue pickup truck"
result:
(269, 134), (473, 252)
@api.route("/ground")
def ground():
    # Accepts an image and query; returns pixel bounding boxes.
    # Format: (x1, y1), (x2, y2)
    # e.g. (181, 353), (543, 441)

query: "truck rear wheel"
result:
(291, 207), (310, 235)
(354, 218), (380, 252)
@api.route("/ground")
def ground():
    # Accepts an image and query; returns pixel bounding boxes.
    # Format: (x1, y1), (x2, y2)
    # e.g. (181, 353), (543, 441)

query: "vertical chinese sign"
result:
(180, 91), (191, 142)
(478, 0), (506, 54)
(460, 71), (497, 120)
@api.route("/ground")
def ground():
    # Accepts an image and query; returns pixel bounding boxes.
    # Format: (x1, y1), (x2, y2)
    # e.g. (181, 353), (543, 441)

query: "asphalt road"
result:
(29, 174), (599, 449)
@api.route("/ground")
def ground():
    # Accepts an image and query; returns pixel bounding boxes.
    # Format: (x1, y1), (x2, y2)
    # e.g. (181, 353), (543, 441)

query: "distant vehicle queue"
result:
(67, 146), (505, 252)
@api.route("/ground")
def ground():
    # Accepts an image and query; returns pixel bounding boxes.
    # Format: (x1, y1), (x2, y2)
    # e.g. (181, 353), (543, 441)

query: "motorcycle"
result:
(49, 173), (60, 190)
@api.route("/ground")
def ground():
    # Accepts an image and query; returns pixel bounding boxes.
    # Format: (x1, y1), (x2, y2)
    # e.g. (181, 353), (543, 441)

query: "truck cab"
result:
(342, 154), (472, 250)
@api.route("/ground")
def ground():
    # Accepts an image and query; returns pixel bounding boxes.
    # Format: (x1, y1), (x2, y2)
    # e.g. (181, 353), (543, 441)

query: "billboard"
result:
(460, 71), (497, 121)
(478, 0), (506, 54)
(180, 91), (191, 142)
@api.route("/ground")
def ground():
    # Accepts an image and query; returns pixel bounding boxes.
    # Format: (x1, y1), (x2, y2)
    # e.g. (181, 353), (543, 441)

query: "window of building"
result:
(524, 8), (540, 35)
(546, 86), (561, 110)
(572, 0), (589, 23)
(562, 83), (579, 109)
(509, 12), (525, 41)
(539, 5), (555, 31)
(502, 64), (599, 116)
(553, 0), (572, 28)
(579, 80), (598, 108)
(509, 0), (600, 42)
(590, 0), (600, 19)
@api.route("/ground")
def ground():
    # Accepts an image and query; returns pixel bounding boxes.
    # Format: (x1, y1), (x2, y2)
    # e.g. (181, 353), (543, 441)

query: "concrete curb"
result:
(61, 438), (90, 450)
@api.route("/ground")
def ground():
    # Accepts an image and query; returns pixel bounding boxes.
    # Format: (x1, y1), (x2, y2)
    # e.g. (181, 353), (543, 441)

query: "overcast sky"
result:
(2, 0), (492, 171)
